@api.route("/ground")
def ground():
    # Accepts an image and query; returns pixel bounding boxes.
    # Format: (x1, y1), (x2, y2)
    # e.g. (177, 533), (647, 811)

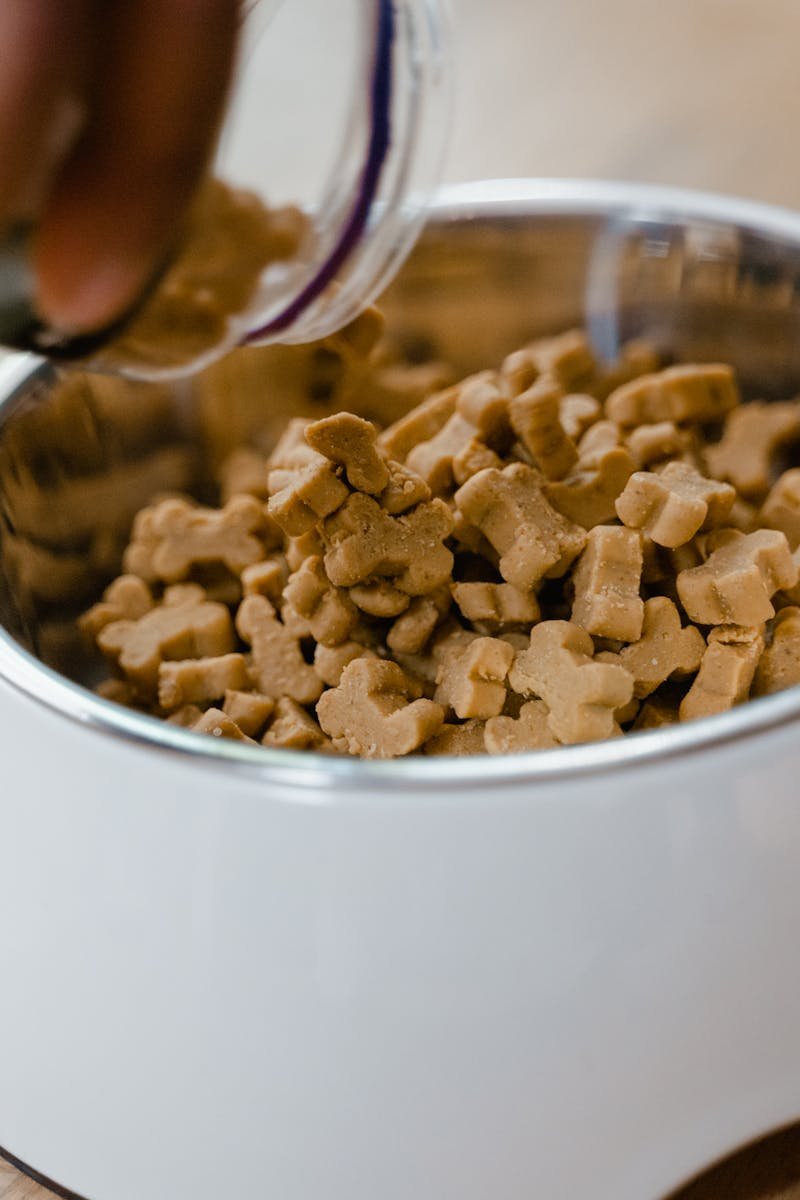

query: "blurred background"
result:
(445, 0), (799, 205)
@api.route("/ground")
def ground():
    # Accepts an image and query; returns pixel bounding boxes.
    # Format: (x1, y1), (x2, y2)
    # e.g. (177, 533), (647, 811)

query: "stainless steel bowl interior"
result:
(3, 178), (800, 789)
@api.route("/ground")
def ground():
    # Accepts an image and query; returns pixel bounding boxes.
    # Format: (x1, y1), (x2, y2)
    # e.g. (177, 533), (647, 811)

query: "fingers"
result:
(35, 0), (242, 333)
(0, 1), (93, 227)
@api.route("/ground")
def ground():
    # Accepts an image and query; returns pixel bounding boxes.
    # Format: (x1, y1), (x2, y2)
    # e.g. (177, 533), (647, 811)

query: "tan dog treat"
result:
(509, 620), (634, 744)
(235, 594), (323, 704)
(386, 591), (450, 655)
(451, 581), (540, 631)
(598, 596), (705, 698)
(592, 339), (660, 400)
(314, 640), (379, 688)
(286, 529), (324, 572)
(753, 607), (800, 695)
(705, 401), (800, 498)
(424, 719), (487, 756)
(727, 497), (758, 532)
(305, 412), (389, 495)
(96, 678), (143, 708)
(282, 556), (358, 645)
(577, 420), (622, 468)
(267, 417), (324, 473)
(615, 461), (736, 548)
(158, 653), (248, 712)
(509, 377), (579, 481)
(507, 329), (595, 393)
(760, 468), (800, 548)
(571, 525), (644, 642)
(626, 421), (691, 468)
(455, 463), (586, 590)
(484, 700), (559, 753)
(222, 689), (275, 737)
(677, 529), (798, 626)
(405, 374), (507, 494)
(350, 358), (455, 428)
(379, 459), (431, 514)
(124, 494), (269, 584)
(632, 698), (679, 731)
(267, 461), (349, 537)
(97, 585), (235, 698)
(322, 301), (385, 361)
(165, 703), (204, 727)
(79, 575), (154, 644)
(614, 695), (640, 726)
(679, 625), (764, 720)
(262, 697), (331, 751)
(545, 447), (636, 529)
(349, 580), (411, 618)
(560, 393), (601, 441)
(606, 363), (739, 426)
(433, 630), (515, 720)
(241, 557), (289, 603)
(218, 446), (269, 502)
(192, 708), (256, 743)
(323, 493), (454, 594)
(316, 658), (444, 758)
(378, 387), (457, 462)
(452, 439), (504, 485)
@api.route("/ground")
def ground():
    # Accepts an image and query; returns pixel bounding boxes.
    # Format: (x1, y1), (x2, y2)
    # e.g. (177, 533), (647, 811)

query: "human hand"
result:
(0, 0), (241, 335)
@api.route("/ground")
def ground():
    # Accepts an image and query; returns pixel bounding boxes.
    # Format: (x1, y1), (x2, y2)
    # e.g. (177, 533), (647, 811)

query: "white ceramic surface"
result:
(2, 182), (800, 1200)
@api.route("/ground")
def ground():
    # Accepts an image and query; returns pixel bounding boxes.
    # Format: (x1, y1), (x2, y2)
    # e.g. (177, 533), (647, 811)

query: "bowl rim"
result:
(4, 176), (800, 793)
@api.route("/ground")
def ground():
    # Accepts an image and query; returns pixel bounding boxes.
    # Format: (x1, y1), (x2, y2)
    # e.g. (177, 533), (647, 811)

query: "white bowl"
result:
(2, 180), (800, 1200)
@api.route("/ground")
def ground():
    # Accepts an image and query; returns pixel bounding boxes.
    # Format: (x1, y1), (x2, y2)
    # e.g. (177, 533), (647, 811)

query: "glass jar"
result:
(0, 0), (451, 379)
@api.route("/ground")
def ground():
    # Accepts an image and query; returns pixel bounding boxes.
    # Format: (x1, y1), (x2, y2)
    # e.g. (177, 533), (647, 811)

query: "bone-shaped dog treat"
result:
(676, 528), (798, 625)
(705, 401), (800, 498)
(433, 629), (515, 720)
(597, 596), (705, 698)
(124, 494), (269, 583)
(615, 461), (736, 548)
(424, 719), (487, 756)
(545, 446), (636, 529)
(455, 463), (586, 590)
(323, 493), (454, 594)
(452, 439), (504, 486)
(158, 652), (248, 712)
(217, 446), (269, 502)
(192, 708), (257, 742)
(79, 574), (154, 644)
(267, 461), (349, 537)
(305, 412), (390, 495)
(760, 469), (800, 548)
(571, 525), (644, 642)
(484, 700), (559, 754)
(576, 420), (622, 468)
(508, 620), (634, 744)
(451, 581), (540, 630)
(349, 581), (410, 618)
(282, 556), (358, 646)
(313, 640), (379, 687)
(286, 529), (324, 572)
(632, 698), (679, 731)
(262, 697), (331, 751)
(626, 421), (693, 468)
(379, 459), (431, 514)
(606, 364), (739, 426)
(316, 658), (444, 758)
(593, 339), (661, 400)
(501, 330), (596, 395)
(753, 607), (800, 696)
(268, 417), (325, 473)
(378, 387), (458, 462)
(222, 689), (275, 737)
(241, 556), (289, 603)
(98, 585), (235, 698)
(235, 594), (323, 704)
(405, 374), (507, 493)
(386, 591), (450, 655)
(509, 376), (578, 481)
(679, 625), (764, 720)
(559, 393), (601, 441)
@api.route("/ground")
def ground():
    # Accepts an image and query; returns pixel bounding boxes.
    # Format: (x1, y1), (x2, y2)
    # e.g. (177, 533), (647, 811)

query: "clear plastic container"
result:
(0, 0), (451, 379)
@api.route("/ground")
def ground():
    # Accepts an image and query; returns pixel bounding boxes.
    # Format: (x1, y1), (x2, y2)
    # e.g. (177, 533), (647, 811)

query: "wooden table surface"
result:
(4, 0), (800, 1196)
